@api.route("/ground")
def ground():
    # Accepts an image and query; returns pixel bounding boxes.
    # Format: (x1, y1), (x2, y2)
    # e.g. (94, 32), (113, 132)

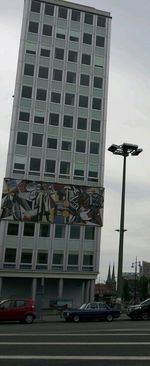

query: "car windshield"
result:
(80, 303), (87, 309)
(0, 300), (7, 305)
(140, 299), (150, 306)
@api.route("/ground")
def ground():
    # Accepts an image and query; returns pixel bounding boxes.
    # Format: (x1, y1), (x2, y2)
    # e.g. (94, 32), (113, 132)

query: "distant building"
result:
(140, 261), (150, 279)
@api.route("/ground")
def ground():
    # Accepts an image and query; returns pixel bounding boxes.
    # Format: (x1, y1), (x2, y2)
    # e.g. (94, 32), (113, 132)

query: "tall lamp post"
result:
(108, 143), (142, 305)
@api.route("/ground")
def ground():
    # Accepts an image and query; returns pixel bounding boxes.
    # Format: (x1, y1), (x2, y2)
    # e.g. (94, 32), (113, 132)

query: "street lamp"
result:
(108, 143), (142, 305)
(131, 256), (141, 303)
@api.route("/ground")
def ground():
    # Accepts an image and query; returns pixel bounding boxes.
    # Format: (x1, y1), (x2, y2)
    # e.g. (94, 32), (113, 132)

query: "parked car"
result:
(0, 298), (36, 324)
(127, 298), (150, 320)
(62, 302), (121, 322)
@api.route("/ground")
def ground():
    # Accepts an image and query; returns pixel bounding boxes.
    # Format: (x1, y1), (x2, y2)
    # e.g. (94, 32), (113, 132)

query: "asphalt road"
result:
(0, 316), (150, 365)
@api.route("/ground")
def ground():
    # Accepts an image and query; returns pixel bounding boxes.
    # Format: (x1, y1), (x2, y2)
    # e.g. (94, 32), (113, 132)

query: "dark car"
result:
(63, 302), (121, 322)
(0, 298), (36, 324)
(127, 298), (150, 320)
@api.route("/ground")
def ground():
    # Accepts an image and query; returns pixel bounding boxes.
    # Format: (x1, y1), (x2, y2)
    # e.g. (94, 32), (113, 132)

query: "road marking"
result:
(0, 356), (150, 360)
(0, 341), (150, 345)
(0, 332), (150, 337)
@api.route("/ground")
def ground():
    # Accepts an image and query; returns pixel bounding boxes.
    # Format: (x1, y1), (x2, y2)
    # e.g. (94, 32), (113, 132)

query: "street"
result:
(0, 317), (150, 365)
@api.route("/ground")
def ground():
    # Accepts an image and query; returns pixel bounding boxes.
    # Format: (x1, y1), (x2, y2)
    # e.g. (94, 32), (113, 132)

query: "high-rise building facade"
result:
(0, 0), (111, 307)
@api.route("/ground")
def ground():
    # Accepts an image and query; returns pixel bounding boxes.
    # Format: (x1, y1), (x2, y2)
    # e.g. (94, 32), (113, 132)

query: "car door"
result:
(0, 300), (15, 321)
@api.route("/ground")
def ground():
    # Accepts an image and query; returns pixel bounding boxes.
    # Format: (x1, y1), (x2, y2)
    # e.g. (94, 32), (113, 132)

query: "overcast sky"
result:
(0, 0), (150, 281)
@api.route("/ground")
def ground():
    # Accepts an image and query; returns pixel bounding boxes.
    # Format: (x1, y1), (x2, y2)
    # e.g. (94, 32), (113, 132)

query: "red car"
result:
(0, 298), (36, 324)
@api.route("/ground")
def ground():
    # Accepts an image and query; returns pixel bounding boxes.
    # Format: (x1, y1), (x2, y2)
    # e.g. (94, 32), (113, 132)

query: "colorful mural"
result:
(0, 178), (104, 226)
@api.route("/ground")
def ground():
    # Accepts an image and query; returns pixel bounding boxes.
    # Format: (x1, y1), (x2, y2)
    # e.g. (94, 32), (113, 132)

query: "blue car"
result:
(63, 302), (121, 322)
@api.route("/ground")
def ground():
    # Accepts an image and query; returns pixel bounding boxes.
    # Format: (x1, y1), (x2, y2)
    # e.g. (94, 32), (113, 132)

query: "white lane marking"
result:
(0, 356), (150, 360)
(0, 332), (150, 336)
(0, 342), (150, 345)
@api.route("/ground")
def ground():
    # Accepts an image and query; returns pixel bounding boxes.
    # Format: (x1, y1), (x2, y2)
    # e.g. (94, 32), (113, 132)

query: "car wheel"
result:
(24, 314), (34, 324)
(73, 315), (80, 323)
(106, 314), (113, 322)
(141, 312), (149, 320)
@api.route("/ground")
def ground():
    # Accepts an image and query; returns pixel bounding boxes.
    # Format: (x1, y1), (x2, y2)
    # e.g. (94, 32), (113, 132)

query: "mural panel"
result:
(0, 178), (104, 226)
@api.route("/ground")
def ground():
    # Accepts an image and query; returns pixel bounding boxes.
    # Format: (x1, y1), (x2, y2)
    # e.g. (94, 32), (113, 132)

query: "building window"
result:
(24, 63), (34, 76)
(31, 1), (41, 13)
(76, 140), (86, 153)
(70, 226), (80, 239)
(71, 9), (80, 21)
(49, 113), (59, 126)
(95, 56), (104, 68)
(82, 53), (91, 65)
(55, 48), (64, 60)
(63, 115), (73, 128)
(39, 224), (50, 237)
(85, 227), (95, 240)
(68, 50), (77, 62)
(32, 133), (43, 147)
(51, 92), (61, 103)
(97, 16), (106, 27)
(80, 74), (89, 86)
(47, 138), (57, 149)
(79, 95), (88, 108)
(91, 119), (101, 132)
(67, 71), (76, 84)
(56, 28), (66, 39)
(68, 253), (78, 265)
(83, 33), (92, 45)
(84, 12), (93, 24)
(94, 76), (103, 89)
(65, 93), (75, 106)
(69, 30), (79, 42)
(34, 115), (44, 124)
(42, 24), (52, 36)
(58, 7), (67, 19)
(45, 159), (55, 174)
(30, 158), (41, 171)
(23, 223), (35, 236)
(21, 86), (32, 99)
(88, 171), (98, 180)
(53, 252), (63, 264)
(38, 66), (49, 79)
(92, 98), (102, 110)
(74, 169), (84, 178)
(45, 3), (54, 16)
(90, 142), (99, 154)
(16, 132), (28, 145)
(4, 249), (16, 263)
(77, 117), (87, 130)
(21, 251), (32, 263)
(53, 69), (62, 81)
(61, 141), (72, 151)
(83, 254), (93, 266)
(19, 111), (30, 122)
(40, 48), (50, 57)
(28, 21), (38, 33)
(60, 161), (70, 175)
(36, 89), (47, 101)
(7, 223), (19, 236)
(37, 251), (48, 264)
(96, 36), (105, 47)
(55, 225), (65, 238)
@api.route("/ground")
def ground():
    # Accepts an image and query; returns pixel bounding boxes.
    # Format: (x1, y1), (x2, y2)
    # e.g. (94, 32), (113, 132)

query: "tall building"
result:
(0, 0), (111, 307)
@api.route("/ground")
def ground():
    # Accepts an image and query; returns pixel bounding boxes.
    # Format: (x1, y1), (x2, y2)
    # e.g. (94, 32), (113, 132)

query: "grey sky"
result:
(0, 0), (150, 281)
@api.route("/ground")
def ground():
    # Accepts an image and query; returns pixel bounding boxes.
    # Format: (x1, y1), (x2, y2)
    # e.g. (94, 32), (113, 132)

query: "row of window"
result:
(7, 222), (95, 239)
(19, 112), (101, 132)
(28, 21), (105, 48)
(21, 86), (102, 110)
(26, 47), (103, 68)
(4, 248), (93, 267)
(17, 132), (100, 154)
(14, 158), (98, 181)
(31, 0), (106, 28)
(24, 63), (103, 88)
